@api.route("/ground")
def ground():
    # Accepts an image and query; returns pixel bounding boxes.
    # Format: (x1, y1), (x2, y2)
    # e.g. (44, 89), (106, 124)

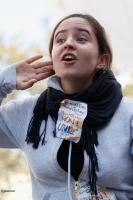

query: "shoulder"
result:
(0, 94), (40, 142)
(119, 96), (133, 112)
(114, 96), (133, 121)
(0, 94), (39, 122)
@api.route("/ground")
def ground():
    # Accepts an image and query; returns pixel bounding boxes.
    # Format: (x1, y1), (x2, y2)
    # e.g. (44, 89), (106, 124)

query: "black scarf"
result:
(25, 69), (123, 195)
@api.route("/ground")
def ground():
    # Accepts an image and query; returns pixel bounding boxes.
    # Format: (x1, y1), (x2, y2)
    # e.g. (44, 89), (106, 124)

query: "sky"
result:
(0, 0), (133, 83)
(0, 0), (50, 46)
(0, 0), (66, 46)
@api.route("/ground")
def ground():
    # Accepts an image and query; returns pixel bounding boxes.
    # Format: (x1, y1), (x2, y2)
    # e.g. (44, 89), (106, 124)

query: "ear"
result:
(96, 54), (110, 70)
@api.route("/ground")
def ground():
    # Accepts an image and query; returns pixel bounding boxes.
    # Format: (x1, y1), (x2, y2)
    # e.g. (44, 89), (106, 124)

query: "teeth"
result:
(63, 54), (75, 61)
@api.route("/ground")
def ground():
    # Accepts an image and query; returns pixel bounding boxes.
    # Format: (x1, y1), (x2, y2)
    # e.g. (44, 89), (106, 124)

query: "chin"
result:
(60, 73), (82, 81)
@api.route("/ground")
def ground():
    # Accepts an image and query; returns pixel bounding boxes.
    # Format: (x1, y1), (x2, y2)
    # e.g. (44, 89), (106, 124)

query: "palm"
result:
(16, 55), (54, 90)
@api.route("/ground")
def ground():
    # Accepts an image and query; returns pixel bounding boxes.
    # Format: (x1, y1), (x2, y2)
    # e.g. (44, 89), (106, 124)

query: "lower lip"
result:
(62, 60), (77, 65)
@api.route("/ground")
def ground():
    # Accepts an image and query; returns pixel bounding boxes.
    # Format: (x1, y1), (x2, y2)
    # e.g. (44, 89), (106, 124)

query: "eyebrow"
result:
(76, 28), (91, 36)
(54, 27), (91, 38)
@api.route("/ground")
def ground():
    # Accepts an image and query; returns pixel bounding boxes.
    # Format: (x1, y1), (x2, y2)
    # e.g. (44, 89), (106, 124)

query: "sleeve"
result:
(0, 65), (39, 150)
(0, 65), (18, 148)
(0, 94), (38, 149)
(0, 65), (16, 104)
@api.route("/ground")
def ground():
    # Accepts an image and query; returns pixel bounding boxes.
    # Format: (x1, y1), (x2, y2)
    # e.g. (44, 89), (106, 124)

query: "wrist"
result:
(1, 64), (17, 93)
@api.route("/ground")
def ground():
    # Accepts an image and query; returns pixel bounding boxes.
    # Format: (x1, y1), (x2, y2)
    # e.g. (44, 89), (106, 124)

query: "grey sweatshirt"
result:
(0, 65), (133, 200)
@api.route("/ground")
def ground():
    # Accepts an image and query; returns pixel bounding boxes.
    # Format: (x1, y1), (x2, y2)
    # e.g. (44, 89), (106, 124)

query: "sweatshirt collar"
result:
(47, 75), (63, 92)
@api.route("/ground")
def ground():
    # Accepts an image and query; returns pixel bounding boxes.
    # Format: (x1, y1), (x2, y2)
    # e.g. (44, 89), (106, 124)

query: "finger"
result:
(33, 61), (53, 69)
(26, 55), (43, 64)
(36, 71), (55, 81)
(21, 79), (37, 90)
(35, 65), (54, 74)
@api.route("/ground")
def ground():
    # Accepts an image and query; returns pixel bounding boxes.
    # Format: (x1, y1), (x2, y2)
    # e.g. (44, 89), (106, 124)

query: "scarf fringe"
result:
(25, 115), (48, 148)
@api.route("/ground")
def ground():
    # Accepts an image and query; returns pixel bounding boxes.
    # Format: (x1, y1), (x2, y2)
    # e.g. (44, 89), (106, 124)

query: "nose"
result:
(64, 38), (75, 49)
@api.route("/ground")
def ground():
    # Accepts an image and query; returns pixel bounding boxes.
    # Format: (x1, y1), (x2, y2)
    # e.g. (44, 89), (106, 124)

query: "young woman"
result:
(0, 13), (133, 200)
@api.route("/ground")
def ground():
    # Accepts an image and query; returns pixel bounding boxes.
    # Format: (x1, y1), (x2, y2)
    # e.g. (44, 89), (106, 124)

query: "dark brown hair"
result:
(49, 13), (113, 68)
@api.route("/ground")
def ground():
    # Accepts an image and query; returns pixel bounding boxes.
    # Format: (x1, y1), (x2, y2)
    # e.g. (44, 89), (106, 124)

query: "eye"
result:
(77, 37), (88, 43)
(56, 38), (66, 44)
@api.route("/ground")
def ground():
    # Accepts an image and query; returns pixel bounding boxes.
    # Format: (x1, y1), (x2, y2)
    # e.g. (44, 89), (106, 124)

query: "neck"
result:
(60, 78), (93, 94)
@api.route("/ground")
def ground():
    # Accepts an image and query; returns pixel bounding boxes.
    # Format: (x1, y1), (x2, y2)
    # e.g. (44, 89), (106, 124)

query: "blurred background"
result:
(0, 0), (133, 199)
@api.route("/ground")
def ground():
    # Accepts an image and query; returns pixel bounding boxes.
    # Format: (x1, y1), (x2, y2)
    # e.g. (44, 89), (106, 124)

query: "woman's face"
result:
(51, 17), (103, 83)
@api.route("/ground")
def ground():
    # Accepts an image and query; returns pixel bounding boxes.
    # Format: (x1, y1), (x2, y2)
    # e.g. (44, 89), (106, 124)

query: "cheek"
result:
(84, 43), (99, 56)
(51, 51), (59, 72)
(51, 48), (59, 62)
(51, 50), (55, 62)
(51, 50), (56, 66)
(83, 48), (99, 63)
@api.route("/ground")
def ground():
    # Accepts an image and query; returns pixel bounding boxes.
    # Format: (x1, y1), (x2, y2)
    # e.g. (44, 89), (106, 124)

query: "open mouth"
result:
(62, 54), (77, 62)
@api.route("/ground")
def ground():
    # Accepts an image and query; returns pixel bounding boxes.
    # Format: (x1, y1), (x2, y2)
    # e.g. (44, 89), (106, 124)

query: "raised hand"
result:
(16, 55), (54, 90)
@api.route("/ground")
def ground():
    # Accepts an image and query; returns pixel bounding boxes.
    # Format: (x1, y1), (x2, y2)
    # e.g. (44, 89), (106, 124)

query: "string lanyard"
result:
(68, 141), (73, 200)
